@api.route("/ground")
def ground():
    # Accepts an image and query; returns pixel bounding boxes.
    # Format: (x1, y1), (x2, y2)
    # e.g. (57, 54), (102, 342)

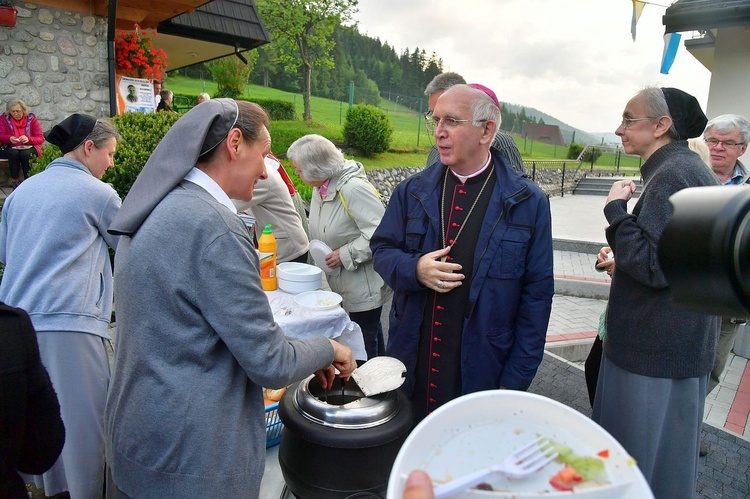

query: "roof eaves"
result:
(663, 0), (750, 33)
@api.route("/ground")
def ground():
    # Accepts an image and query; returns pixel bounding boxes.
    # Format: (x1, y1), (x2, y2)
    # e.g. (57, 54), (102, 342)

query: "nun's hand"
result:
(328, 339), (355, 379)
(606, 179), (636, 204)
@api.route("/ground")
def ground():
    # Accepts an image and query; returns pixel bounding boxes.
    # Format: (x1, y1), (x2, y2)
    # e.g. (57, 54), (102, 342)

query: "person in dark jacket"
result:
(370, 84), (553, 424)
(156, 89), (174, 112)
(0, 302), (65, 499)
(592, 87), (720, 498)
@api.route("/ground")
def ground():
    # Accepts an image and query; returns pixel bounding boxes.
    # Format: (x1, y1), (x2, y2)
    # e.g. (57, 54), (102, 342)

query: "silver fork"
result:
(432, 437), (558, 498)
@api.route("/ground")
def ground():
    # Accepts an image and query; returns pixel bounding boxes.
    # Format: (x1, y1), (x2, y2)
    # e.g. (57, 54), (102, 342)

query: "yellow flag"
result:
(631, 0), (646, 41)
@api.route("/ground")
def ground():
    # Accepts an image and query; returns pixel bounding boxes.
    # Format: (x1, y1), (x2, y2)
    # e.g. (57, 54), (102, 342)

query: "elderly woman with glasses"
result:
(0, 99), (45, 188)
(288, 134), (391, 360)
(593, 87), (721, 498)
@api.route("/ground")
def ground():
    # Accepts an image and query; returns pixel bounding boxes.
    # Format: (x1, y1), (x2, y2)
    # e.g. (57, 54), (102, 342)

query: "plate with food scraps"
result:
(387, 391), (652, 499)
(294, 290), (343, 311)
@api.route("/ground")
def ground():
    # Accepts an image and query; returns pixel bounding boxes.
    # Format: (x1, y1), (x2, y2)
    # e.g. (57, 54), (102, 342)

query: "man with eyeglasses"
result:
(703, 114), (749, 184)
(423, 72), (524, 173)
(697, 114), (750, 456)
(371, 84), (553, 425)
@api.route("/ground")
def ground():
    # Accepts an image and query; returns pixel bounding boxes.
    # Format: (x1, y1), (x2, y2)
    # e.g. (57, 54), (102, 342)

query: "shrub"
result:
(566, 142), (602, 164)
(343, 105), (393, 157)
(169, 95), (296, 121)
(581, 146), (603, 165)
(567, 142), (583, 160)
(26, 108), (320, 202)
(281, 161), (312, 202)
(206, 54), (255, 99)
(240, 98), (296, 121)
(30, 111), (182, 199)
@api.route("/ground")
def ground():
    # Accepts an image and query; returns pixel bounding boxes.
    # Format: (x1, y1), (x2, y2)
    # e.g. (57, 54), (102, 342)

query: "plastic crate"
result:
(265, 402), (283, 448)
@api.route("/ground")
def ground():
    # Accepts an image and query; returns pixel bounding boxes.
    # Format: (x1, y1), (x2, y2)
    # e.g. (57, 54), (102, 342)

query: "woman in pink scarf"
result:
(0, 99), (44, 188)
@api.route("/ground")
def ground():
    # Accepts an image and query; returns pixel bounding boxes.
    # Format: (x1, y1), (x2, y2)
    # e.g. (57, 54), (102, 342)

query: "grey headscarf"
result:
(109, 98), (239, 236)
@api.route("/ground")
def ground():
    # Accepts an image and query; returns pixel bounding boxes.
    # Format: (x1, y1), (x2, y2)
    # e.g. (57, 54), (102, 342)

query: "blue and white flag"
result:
(660, 32), (682, 74)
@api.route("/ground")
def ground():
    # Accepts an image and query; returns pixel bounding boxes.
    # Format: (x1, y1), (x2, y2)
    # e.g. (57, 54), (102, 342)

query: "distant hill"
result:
(502, 102), (616, 146)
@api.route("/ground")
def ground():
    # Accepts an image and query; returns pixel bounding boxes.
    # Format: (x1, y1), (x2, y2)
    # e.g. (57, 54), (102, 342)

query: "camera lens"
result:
(660, 186), (750, 317)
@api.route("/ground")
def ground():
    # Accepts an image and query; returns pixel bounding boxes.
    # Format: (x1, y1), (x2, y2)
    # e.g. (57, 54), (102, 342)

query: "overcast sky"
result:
(353, 0), (711, 134)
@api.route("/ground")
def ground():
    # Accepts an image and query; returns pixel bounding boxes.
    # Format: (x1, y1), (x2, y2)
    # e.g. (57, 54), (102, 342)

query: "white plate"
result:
(387, 391), (652, 499)
(309, 239), (340, 276)
(294, 290), (343, 311)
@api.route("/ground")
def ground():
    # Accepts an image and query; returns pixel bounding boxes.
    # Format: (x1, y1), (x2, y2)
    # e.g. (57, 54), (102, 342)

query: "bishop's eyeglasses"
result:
(425, 116), (486, 132)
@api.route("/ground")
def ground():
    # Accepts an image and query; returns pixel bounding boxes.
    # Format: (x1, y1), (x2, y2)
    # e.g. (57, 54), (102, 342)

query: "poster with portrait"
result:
(116, 75), (157, 114)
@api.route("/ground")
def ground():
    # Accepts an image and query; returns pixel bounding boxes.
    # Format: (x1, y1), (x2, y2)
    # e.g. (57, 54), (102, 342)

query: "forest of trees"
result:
(177, 19), (545, 134)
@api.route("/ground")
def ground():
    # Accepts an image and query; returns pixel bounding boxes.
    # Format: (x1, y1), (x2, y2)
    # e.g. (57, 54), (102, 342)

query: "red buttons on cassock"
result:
(455, 206), (463, 211)
(434, 321), (442, 326)
(430, 383), (437, 388)
(432, 352), (440, 358)
(431, 368), (439, 373)
(448, 239), (454, 244)
(433, 337), (441, 342)
(436, 305), (444, 310)
(459, 189), (467, 195)
(452, 222), (459, 227)
(429, 398), (436, 403)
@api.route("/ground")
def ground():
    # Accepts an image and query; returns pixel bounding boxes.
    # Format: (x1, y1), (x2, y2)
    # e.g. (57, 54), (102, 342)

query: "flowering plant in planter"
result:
(115, 24), (168, 81)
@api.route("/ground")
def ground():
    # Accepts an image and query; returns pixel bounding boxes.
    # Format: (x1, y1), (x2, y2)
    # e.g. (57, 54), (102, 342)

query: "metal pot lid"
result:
(293, 375), (400, 429)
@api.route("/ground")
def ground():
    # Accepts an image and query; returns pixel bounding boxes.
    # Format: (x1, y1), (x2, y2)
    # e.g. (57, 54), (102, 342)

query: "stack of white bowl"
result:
(277, 262), (323, 294)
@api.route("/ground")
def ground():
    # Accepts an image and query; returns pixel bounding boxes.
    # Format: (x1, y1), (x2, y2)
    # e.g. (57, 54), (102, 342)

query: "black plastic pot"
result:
(278, 375), (413, 498)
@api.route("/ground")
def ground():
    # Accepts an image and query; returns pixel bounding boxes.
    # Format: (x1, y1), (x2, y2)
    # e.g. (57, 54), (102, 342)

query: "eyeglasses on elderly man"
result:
(425, 116), (488, 132)
(704, 137), (745, 149)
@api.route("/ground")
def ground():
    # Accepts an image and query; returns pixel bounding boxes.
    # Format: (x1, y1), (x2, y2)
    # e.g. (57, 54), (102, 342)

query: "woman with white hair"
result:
(156, 89), (174, 112)
(288, 134), (391, 360)
(0, 99), (44, 188)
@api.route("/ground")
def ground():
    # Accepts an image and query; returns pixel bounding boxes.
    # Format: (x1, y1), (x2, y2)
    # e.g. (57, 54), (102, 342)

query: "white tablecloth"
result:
(266, 289), (367, 360)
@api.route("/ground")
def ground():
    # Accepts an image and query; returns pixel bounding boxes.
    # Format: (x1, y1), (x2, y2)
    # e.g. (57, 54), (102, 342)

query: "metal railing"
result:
(523, 160), (585, 197)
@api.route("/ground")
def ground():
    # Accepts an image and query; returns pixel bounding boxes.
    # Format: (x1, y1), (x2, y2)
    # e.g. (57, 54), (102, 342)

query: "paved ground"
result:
(259, 197), (750, 498)
(545, 195), (750, 499)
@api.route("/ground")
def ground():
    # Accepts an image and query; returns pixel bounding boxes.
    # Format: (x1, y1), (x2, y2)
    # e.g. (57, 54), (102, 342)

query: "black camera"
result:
(659, 186), (750, 317)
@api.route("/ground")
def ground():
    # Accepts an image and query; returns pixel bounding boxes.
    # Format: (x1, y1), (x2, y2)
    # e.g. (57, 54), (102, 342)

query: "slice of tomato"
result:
(549, 465), (583, 491)
(549, 475), (575, 492)
(597, 449), (610, 458)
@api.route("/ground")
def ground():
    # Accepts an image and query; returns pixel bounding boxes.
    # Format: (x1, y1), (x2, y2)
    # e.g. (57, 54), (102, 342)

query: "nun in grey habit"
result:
(104, 99), (355, 498)
(592, 87), (720, 499)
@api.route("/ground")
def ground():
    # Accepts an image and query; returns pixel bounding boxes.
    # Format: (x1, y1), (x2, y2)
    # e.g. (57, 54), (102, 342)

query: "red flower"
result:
(115, 24), (168, 81)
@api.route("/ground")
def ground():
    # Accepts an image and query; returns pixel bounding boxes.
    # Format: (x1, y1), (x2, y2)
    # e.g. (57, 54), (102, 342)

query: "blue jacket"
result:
(371, 151), (553, 392)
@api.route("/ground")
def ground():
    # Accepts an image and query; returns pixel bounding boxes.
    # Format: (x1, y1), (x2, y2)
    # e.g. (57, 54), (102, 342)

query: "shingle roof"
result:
(158, 0), (270, 50)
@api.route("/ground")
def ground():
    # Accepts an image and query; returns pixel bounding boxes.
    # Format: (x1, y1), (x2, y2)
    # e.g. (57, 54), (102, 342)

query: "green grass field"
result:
(165, 75), (637, 171)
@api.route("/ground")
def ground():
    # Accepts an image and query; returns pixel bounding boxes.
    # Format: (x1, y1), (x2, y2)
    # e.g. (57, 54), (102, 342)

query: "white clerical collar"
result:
(184, 167), (237, 214)
(450, 154), (492, 183)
